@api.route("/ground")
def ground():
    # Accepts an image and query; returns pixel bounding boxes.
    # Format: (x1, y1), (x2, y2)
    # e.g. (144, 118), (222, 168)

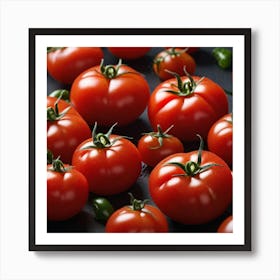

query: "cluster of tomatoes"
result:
(47, 47), (233, 233)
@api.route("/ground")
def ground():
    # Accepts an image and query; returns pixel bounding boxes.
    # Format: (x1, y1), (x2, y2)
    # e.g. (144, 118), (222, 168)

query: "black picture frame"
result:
(29, 28), (251, 251)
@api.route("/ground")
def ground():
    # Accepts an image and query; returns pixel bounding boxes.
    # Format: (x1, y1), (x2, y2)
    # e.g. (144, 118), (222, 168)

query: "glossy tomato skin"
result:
(47, 100), (91, 163)
(149, 152), (232, 225)
(47, 47), (103, 84)
(153, 48), (196, 80)
(70, 64), (150, 126)
(72, 135), (142, 195)
(207, 113), (233, 168)
(107, 47), (151, 59)
(217, 215), (233, 233)
(148, 76), (228, 142)
(137, 134), (184, 167)
(105, 204), (168, 233)
(47, 164), (89, 221)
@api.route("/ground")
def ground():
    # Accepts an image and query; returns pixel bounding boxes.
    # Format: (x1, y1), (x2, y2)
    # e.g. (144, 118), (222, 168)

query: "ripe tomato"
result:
(105, 194), (168, 232)
(148, 72), (228, 142)
(47, 47), (103, 84)
(137, 125), (184, 167)
(70, 60), (150, 126)
(153, 48), (196, 80)
(217, 215), (233, 233)
(207, 113), (233, 168)
(47, 158), (89, 221)
(149, 136), (232, 225)
(107, 47), (151, 59)
(47, 97), (91, 163)
(72, 123), (142, 195)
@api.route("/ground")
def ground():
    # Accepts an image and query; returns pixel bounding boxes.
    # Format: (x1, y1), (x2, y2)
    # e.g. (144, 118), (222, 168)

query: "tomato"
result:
(47, 47), (103, 84)
(148, 72), (228, 142)
(72, 123), (142, 195)
(105, 194), (168, 232)
(92, 197), (114, 222)
(137, 125), (184, 167)
(47, 158), (89, 221)
(70, 60), (150, 126)
(207, 113), (233, 168)
(47, 97), (91, 163)
(217, 215), (233, 233)
(149, 136), (232, 225)
(107, 47), (151, 59)
(153, 48), (196, 80)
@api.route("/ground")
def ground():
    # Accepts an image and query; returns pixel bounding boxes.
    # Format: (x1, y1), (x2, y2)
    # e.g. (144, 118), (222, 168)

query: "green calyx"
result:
(167, 135), (221, 177)
(128, 193), (149, 211)
(100, 59), (123, 79)
(49, 89), (70, 102)
(143, 124), (174, 149)
(165, 68), (204, 97)
(82, 122), (132, 150)
(47, 96), (71, 121)
(48, 157), (70, 173)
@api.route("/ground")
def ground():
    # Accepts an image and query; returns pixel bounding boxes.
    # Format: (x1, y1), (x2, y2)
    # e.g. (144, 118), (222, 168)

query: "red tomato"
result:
(153, 48), (196, 80)
(207, 113), (233, 168)
(47, 158), (89, 221)
(107, 47), (151, 59)
(148, 73), (228, 142)
(72, 123), (142, 195)
(47, 47), (103, 84)
(47, 98), (91, 163)
(105, 194), (168, 232)
(70, 60), (150, 126)
(137, 125), (184, 167)
(149, 136), (232, 225)
(217, 216), (233, 233)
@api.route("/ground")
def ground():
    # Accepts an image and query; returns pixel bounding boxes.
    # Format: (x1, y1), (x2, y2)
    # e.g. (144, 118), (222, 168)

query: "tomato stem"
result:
(48, 157), (69, 173)
(142, 124), (174, 149)
(49, 89), (70, 102)
(100, 59), (123, 79)
(167, 134), (221, 177)
(47, 96), (71, 121)
(128, 193), (149, 211)
(164, 68), (204, 97)
(82, 122), (132, 150)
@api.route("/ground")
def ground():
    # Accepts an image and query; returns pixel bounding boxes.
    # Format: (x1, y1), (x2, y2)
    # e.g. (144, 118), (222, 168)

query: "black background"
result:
(47, 47), (232, 233)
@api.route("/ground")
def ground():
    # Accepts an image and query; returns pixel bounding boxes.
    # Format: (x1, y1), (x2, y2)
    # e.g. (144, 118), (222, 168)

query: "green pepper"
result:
(92, 197), (114, 222)
(212, 48), (232, 69)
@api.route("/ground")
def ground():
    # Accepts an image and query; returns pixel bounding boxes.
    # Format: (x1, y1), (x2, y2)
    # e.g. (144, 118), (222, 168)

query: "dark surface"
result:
(47, 47), (232, 233)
